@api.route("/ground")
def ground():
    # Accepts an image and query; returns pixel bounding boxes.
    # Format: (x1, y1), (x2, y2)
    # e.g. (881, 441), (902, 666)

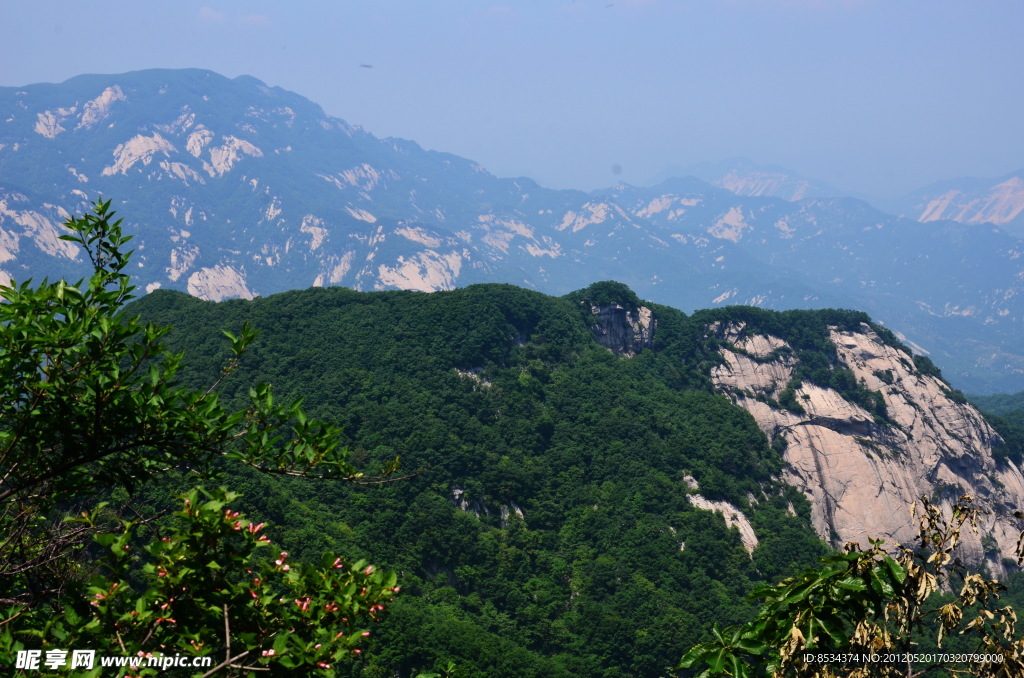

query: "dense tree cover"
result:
(0, 202), (398, 676)
(125, 278), (1024, 677)
(122, 282), (850, 676)
(967, 392), (1024, 467)
(564, 280), (644, 318)
(970, 391), (1024, 417)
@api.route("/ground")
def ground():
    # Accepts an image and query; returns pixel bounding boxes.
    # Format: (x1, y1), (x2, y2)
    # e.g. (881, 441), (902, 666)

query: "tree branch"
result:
(200, 650), (251, 678)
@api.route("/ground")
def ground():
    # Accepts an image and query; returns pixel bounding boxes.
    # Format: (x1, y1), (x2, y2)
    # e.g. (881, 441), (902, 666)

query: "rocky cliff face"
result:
(588, 303), (655, 357)
(708, 320), (1024, 574)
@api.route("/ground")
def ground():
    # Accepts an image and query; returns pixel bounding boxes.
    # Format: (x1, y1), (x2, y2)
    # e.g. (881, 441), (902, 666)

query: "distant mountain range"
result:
(0, 69), (1021, 393)
(894, 170), (1024, 238)
(647, 158), (855, 202)
(654, 158), (1024, 239)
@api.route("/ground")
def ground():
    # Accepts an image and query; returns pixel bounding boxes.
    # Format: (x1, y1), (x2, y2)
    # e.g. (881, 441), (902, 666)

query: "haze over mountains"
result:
(0, 69), (1022, 393)
(679, 158), (1024, 239)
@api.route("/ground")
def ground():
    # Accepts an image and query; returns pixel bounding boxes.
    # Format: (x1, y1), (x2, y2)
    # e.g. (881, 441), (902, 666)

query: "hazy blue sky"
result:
(2, 1), (1021, 196)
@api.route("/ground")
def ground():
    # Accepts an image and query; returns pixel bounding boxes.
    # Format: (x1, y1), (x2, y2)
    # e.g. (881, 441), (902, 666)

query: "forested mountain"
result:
(124, 280), (1024, 676)
(1, 69), (1022, 393)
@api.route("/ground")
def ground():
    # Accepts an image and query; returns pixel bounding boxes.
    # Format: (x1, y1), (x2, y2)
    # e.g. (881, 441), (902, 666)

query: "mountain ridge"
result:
(1, 68), (1022, 393)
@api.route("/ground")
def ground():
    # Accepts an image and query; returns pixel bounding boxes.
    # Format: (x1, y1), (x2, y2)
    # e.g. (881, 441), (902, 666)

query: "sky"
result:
(1, 0), (1022, 197)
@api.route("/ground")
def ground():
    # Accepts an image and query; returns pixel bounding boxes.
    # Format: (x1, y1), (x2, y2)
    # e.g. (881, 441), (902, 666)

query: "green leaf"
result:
(707, 647), (730, 673)
(884, 556), (907, 585)
(870, 568), (895, 598)
(678, 644), (713, 668)
(835, 576), (867, 591)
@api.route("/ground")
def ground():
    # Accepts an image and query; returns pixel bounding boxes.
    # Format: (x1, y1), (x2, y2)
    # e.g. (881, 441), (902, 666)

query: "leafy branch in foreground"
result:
(679, 495), (1024, 677)
(0, 199), (401, 675)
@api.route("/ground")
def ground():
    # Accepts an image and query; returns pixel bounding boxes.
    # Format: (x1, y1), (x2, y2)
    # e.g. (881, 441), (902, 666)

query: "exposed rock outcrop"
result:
(683, 475), (759, 553)
(709, 321), (1024, 575)
(588, 303), (655, 357)
(186, 265), (255, 302)
(450, 485), (488, 518)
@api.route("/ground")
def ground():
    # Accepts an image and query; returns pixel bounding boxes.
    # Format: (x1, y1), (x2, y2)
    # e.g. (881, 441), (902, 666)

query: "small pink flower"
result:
(361, 631), (370, 637)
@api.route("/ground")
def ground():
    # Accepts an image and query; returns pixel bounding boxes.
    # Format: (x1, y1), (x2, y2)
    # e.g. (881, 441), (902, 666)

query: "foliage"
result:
(969, 391), (1024, 417)
(985, 411), (1024, 466)
(968, 393), (1024, 466)
(123, 278), (840, 676)
(679, 495), (1024, 677)
(564, 280), (643, 310)
(0, 200), (396, 675)
(912, 354), (945, 380)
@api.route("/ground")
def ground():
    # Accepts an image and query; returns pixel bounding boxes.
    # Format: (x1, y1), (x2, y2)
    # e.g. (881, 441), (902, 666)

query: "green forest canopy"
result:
(121, 281), (951, 677)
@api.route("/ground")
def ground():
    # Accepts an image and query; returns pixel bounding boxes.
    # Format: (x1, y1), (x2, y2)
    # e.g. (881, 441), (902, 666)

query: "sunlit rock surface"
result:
(710, 321), (1024, 574)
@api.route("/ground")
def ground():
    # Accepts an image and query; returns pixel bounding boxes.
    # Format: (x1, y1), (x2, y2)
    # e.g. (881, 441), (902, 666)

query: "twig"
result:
(200, 650), (251, 678)
(0, 608), (24, 627)
(223, 604), (231, 667)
